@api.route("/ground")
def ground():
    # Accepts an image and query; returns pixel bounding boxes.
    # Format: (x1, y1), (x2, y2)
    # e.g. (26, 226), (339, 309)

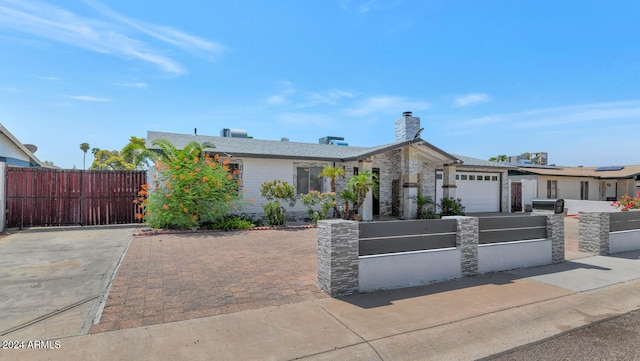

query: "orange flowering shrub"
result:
(143, 139), (242, 229)
(133, 184), (149, 221)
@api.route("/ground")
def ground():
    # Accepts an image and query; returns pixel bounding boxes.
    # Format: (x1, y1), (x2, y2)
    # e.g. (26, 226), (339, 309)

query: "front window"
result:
(581, 181), (589, 200)
(296, 166), (323, 194)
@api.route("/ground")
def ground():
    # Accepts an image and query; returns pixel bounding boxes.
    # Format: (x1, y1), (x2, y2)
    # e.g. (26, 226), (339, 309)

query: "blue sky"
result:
(2, 0), (640, 169)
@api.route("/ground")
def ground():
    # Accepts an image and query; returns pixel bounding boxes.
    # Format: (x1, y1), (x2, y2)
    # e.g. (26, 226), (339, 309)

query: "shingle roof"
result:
(147, 131), (459, 163)
(514, 165), (640, 179)
(451, 154), (516, 169)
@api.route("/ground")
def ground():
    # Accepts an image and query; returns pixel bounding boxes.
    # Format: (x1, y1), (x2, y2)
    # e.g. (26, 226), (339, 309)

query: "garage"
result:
(436, 171), (501, 213)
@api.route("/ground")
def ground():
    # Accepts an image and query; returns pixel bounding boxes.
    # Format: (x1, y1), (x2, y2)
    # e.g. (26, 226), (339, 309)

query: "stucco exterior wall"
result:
(534, 176), (599, 200)
(237, 157), (331, 221)
(0, 134), (32, 166)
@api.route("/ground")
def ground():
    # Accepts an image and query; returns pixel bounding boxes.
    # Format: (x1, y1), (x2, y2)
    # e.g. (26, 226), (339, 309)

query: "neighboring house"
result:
(146, 112), (512, 221)
(0, 124), (55, 168)
(508, 164), (640, 211)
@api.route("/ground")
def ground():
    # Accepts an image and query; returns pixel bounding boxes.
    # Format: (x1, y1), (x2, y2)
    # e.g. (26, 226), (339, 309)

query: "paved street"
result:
(488, 309), (640, 360)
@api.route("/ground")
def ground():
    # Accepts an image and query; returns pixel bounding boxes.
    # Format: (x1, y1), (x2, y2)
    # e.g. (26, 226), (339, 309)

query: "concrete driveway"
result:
(0, 226), (137, 340)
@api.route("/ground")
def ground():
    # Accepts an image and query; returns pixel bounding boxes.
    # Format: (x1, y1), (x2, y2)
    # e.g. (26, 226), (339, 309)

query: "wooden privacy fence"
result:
(6, 168), (147, 228)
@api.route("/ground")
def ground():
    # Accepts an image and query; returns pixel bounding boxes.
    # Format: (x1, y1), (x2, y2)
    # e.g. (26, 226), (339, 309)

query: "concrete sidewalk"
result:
(3, 250), (640, 361)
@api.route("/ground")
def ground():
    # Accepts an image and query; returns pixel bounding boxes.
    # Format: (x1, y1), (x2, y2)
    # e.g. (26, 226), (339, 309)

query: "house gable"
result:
(0, 124), (52, 168)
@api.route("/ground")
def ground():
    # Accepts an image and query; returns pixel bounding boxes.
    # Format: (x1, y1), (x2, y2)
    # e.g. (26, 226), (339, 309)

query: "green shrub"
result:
(439, 197), (466, 216)
(204, 216), (255, 231)
(300, 190), (335, 223)
(411, 193), (435, 219)
(144, 139), (242, 230)
(260, 180), (296, 226)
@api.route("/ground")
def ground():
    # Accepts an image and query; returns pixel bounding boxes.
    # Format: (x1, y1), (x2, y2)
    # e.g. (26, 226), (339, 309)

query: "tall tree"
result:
(80, 142), (90, 170)
(488, 154), (508, 162)
(121, 136), (156, 169)
(90, 149), (135, 170)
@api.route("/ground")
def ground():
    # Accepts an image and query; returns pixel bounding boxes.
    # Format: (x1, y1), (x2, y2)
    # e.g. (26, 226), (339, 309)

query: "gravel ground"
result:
(485, 309), (640, 361)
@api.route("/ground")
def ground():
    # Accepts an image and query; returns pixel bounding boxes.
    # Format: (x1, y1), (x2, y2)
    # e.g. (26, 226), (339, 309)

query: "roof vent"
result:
(403, 111), (413, 117)
(281, 137), (289, 142)
(220, 128), (248, 138)
(319, 136), (345, 145)
(329, 139), (349, 146)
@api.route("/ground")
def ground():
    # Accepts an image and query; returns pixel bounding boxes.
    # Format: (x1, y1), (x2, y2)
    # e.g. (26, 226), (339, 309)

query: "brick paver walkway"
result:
(91, 228), (327, 333)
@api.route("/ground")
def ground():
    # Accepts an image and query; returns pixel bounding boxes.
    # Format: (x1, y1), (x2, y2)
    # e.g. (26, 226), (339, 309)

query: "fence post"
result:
(546, 213), (565, 263)
(0, 162), (5, 232)
(317, 219), (359, 297)
(578, 212), (610, 255)
(453, 216), (478, 276)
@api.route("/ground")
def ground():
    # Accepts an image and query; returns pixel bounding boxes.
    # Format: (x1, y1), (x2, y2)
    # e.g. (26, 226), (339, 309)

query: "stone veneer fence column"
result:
(578, 212), (610, 255)
(454, 217), (479, 276)
(547, 213), (565, 263)
(317, 219), (359, 297)
(317, 215), (564, 297)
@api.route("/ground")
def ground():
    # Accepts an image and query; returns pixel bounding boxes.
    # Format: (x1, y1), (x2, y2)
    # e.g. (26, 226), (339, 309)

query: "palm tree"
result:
(79, 142), (90, 170)
(319, 166), (345, 217)
(152, 139), (215, 163)
(319, 166), (345, 193)
(489, 154), (508, 162)
(335, 171), (378, 220)
(121, 136), (158, 169)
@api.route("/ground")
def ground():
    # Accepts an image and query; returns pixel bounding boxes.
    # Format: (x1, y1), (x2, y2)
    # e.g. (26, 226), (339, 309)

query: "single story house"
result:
(508, 164), (640, 212)
(146, 112), (513, 221)
(0, 124), (54, 168)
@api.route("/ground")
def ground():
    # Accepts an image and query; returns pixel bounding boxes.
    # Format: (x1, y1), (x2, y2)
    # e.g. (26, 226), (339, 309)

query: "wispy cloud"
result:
(358, 1), (376, 13)
(344, 96), (430, 116)
(0, 0), (224, 75)
(67, 95), (110, 102)
(82, 0), (224, 60)
(457, 99), (640, 129)
(266, 82), (353, 108)
(114, 82), (147, 89)
(0, 86), (23, 93)
(304, 90), (353, 107)
(35, 75), (60, 81)
(454, 93), (491, 107)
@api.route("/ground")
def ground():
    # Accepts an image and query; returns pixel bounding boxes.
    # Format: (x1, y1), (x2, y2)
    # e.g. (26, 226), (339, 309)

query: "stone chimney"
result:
(395, 111), (421, 141)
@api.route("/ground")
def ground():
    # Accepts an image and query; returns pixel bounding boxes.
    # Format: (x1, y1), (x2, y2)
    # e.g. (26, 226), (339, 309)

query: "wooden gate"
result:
(511, 181), (523, 212)
(5, 168), (146, 228)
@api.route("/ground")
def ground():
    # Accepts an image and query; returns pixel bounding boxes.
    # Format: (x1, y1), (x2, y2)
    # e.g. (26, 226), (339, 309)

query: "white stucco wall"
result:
(477, 239), (552, 274)
(0, 134), (30, 163)
(359, 248), (462, 292)
(610, 230), (640, 254)
(510, 174), (639, 204)
(563, 200), (621, 214)
(238, 157), (332, 219)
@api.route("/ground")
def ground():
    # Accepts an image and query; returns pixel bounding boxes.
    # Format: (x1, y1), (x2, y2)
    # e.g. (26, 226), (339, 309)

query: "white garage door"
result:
(436, 172), (500, 213)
